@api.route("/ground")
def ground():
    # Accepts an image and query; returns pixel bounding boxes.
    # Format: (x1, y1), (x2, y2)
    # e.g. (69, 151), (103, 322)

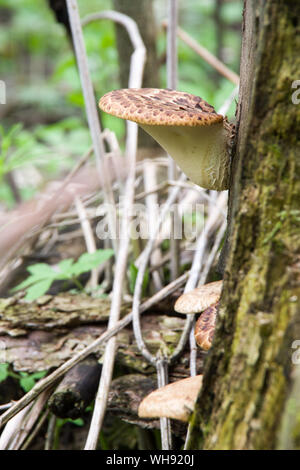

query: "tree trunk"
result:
(188, 0), (300, 450)
(112, 0), (160, 149)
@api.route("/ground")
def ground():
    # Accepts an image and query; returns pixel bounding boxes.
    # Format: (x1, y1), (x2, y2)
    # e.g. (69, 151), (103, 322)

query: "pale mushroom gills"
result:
(99, 88), (231, 191)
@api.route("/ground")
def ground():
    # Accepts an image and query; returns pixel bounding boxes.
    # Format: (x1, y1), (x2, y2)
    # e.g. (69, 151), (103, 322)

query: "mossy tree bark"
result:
(188, 0), (300, 450)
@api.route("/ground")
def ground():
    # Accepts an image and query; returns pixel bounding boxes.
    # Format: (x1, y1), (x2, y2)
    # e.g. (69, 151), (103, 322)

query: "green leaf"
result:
(10, 250), (114, 301)
(129, 263), (138, 295)
(24, 278), (53, 301)
(0, 363), (9, 382)
(27, 263), (56, 276)
(11, 274), (45, 292)
(129, 263), (149, 296)
(72, 249), (114, 276)
(57, 258), (75, 275)
(19, 370), (47, 393)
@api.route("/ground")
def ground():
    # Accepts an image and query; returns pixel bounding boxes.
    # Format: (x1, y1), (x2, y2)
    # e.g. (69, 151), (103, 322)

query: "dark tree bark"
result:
(112, 0), (160, 149)
(47, 0), (72, 41)
(188, 0), (300, 450)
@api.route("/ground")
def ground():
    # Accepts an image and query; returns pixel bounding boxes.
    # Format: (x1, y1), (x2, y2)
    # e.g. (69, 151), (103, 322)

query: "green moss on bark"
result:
(187, 0), (300, 450)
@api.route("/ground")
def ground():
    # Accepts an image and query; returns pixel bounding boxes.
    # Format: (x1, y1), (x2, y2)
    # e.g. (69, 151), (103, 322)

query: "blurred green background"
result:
(0, 0), (242, 208)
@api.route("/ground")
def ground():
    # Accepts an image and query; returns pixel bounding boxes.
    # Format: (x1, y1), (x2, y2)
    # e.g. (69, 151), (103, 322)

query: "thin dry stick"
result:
(0, 403), (31, 449)
(157, 357), (172, 449)
(66, 0), (118, 253)
(45, 413), (56, 450)
(0, 145), (94, 277)
(82, 9), (146, 450)
(169, 191), (228, 365)
(101, 129), (123, 190)
(199, 218), (227, 285)
(0, 390), (50, 450)
(132, 174), (186, 365)
(0, 403), (12, 412)
(75, 196), (98, 288)
(131, 176), (186, 450)
(21, 410), (49, 450)
(0, 271), (190, 430)
(217, 85), (239, 116)
(163, 21), (240, 85)
(167, 0), (179, 283)
(82, 9), (146, 164)
(143, 160), (163, 291)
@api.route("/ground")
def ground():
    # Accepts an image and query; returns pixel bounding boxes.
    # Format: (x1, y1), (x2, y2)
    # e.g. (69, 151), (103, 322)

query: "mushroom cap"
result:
(194, 301), (219, 350)
(174, 280), (223, 314)
(99, 88), (223, 127)
(138, 375), (203, 422)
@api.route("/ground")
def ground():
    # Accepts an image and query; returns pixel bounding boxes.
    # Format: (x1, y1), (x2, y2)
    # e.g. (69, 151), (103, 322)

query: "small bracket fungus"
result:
(174, 280), (222, 350)
(138, 375), (203, 422)
(194, 302), (219, 350)
(174, 280), (223, 314)
(99, 88), (233, 190)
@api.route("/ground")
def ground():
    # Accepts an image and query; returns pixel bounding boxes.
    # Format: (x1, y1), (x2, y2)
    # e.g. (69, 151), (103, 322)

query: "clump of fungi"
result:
(99, 88), (230, 421)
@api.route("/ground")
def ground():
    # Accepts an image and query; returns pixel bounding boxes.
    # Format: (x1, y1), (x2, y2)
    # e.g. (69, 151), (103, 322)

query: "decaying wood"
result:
(107, 374), (186, 437)
(48, 357), (102, 419)
(0, 293), (206, 423)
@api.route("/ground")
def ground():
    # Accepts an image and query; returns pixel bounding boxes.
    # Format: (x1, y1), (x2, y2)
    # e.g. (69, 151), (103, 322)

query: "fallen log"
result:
(48, 356), (102, 419)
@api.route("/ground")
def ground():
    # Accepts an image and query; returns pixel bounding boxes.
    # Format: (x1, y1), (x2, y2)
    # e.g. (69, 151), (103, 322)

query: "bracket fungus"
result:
(174, 280), (222, 350)
(174, 280), (222, 314)
(194, 302), (219, 351)
(99, 88), (233, 190)
(138, 375), (203, 422)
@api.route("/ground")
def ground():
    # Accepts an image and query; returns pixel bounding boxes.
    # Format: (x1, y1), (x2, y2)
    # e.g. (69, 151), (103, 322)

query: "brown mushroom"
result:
(138, 375), (203, 422)
(99, 88), (231, 190)
(194, 301), (219, 350)
(174, 280), (223, 314)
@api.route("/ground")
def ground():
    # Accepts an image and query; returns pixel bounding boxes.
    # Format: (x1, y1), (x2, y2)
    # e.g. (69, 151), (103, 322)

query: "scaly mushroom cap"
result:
(174, 280), (223, 314)
(99, 88), (229, 190)
(194, 301), (218, 350)
(99, 88), (223, 127)
(138, 375), (203, 422)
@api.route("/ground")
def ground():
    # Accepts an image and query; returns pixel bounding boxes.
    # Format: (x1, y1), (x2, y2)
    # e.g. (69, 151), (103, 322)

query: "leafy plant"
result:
(129, 263), (149, 296)
(11, 249), (114, 301)
(0, 363), (9, 382)
(0, 363), (46, 393)
(19, 370), (47, 393)
(0, 123), (49, 180)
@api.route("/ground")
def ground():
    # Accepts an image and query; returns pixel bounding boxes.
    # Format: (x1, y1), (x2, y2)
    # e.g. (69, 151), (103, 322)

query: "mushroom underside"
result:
(141, 123), (229, 191)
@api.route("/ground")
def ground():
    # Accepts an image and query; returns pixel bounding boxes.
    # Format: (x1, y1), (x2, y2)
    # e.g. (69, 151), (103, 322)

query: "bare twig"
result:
(0, 390), (50, 450)
(81, 8), (146, 450)
(21, 410), (49, 450)
(143, 160), (163, 291)
(44, 414), (56, 450)
(66, 0), (118, 253)
(75, 196), (98, 288)
(167, 0), (179, 284)
(132, 174), (186, 365)
(0, 271), (189, 430)
(163, 21), (240, 85)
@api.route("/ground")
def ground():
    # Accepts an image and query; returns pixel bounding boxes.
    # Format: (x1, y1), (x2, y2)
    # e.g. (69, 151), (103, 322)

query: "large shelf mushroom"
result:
(99, 88), (232, 191)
